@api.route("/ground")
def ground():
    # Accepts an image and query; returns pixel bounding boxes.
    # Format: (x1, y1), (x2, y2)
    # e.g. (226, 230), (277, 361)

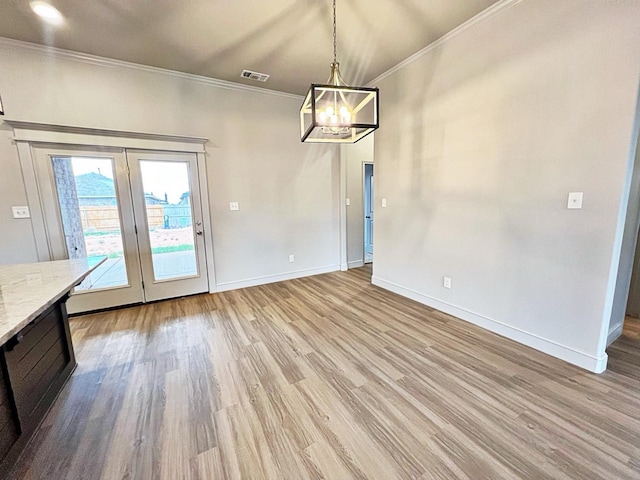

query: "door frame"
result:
(9, 120), (218, 298)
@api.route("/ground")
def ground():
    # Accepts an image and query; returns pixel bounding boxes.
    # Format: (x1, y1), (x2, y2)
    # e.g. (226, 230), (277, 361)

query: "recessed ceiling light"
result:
(30, 1), (64, 26)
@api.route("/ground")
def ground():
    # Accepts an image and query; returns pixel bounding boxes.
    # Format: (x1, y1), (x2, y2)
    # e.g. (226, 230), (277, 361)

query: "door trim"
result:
(11, 121), (218, 297)
(7, 120), (207, 153)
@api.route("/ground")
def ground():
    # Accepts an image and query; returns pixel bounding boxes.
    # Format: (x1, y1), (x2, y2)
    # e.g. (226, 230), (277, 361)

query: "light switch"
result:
(567, 192), (583, 209)
(346, 198), (351, 206)
(229, 202), (239, 211)
(382, 198), (387, 208)
(12, 206), (31, 218)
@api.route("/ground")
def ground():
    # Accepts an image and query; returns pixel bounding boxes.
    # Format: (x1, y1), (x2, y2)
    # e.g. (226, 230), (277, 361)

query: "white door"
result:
(33, 145), (209, 312)
(127, 151), (208, 302)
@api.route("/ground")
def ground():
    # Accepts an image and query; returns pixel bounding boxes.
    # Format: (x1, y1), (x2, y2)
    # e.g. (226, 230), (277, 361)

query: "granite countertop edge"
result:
(0, 258), (106, 346)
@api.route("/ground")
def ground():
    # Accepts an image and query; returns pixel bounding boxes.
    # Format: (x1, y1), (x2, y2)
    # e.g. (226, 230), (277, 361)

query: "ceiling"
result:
(0, 0), (499, 95)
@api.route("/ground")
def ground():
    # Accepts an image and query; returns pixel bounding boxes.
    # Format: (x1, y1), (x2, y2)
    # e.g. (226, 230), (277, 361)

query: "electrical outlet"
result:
(443, 276), (452, 289)
(567, 192), (583, 209)
(289, 254), (295, 263)
(12, 206), (31, 219)
(229, 202), (239, 211)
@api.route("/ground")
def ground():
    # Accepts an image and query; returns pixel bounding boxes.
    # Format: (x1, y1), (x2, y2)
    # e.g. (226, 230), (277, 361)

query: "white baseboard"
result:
(607, 322), (624, 346)
(216, 265), (340, 292)
(348, 260), (365, 269)
(372, 276), (608, 374)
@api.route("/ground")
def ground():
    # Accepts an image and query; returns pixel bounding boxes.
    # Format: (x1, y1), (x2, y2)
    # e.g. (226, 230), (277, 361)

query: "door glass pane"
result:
(52, 156), (128, 291)
(139, 160), (197, 281)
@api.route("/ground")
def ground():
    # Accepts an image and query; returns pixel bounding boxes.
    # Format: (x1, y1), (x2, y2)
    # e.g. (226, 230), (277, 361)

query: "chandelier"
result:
(300, 0), (379, 143)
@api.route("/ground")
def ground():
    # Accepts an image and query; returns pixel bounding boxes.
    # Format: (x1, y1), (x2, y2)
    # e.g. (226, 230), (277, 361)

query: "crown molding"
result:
(368, 0), (522, 87)
(0, 37), (303, 101)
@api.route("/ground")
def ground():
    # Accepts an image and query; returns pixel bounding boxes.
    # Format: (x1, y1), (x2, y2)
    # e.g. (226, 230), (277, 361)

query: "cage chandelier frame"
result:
(299, 0), (379, 143)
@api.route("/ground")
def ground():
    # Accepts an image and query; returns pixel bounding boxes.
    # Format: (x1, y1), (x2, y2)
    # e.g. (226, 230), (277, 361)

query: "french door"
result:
(127, 151), (208, 302)
(33, 145), (209, 313)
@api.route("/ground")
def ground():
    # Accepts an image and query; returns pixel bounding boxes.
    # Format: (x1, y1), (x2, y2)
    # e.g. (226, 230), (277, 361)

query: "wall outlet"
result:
(229, 201), (239, 211)
(567, 192), (583, 209)
(289, 254), (295, 263)
(12, 206), (31, 219)
(382, 198), (387, 208)
(443, 276), (452, 289)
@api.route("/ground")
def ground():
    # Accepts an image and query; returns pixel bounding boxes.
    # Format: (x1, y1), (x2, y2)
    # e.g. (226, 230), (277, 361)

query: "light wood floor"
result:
(10, 267), (640, 479)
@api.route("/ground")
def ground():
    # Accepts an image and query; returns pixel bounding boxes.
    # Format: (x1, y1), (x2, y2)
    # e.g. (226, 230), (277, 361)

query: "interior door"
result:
(364, 163), (374, 263)
(127, 151), (208, 302)
(33, 146), (144, 313)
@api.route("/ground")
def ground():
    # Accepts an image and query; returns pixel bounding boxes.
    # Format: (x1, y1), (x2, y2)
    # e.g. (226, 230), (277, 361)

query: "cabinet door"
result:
(4, 304), (71, 419)
(0, 360), (18, 461)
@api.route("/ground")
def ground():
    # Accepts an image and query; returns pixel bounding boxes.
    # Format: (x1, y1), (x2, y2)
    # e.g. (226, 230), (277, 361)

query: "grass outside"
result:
(88, 244), (194, 259)
(84, 227), (195, 258)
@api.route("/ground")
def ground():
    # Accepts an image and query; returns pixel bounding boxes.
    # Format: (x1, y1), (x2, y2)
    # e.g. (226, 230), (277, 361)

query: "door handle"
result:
(196, 230), (203, 236)
(366, 216), (371, 219)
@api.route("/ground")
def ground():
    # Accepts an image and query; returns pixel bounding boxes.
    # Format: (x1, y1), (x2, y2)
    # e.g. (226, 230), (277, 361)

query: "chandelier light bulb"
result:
(339, 107), (351, 123)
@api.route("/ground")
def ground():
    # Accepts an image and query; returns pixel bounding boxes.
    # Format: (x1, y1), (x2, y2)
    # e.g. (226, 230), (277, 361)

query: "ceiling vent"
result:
(240, 69), (270, 82)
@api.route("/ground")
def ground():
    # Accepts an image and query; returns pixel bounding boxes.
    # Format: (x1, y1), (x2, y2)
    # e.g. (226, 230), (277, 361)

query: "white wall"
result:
(372, 0), (640, 372)
(0, 40), (341, 288)
(0, 125), (38, 263)
(344, 134), (374, 268)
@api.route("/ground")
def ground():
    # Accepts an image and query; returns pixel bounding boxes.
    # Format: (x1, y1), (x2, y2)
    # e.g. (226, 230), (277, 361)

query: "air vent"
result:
(240, 69), (270, 82)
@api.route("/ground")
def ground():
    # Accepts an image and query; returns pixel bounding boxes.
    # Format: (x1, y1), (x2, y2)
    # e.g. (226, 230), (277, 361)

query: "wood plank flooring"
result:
(9, 267), (640, 479)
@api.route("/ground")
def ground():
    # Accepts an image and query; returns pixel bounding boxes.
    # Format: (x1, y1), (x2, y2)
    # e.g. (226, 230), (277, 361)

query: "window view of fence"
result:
(52, 156), (198, 290)
(52, 157), (128, 291)
(80, 205), (193, 233)
(139, 160), (197, 281)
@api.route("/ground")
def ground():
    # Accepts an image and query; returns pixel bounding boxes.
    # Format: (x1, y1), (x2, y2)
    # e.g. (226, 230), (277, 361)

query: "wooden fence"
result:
(79, 205), (191, 231)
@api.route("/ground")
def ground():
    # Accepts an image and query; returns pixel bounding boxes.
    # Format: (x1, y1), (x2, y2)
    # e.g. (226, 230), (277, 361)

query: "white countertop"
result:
(0, 258), (105, 345)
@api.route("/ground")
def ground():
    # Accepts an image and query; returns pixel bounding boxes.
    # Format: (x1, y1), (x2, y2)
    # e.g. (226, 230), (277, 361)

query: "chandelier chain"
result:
(332, 0), (337, 63)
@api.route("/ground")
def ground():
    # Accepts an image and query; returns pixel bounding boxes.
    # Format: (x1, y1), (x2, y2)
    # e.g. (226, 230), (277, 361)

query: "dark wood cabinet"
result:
(0, 298), (76, 477)
(0, 365), (19, 461)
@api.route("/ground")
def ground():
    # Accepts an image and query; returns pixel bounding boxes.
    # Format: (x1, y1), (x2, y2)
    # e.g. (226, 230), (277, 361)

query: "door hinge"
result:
(141, 280), (144, 289)
(134, 225), (137, 234)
